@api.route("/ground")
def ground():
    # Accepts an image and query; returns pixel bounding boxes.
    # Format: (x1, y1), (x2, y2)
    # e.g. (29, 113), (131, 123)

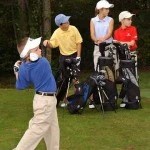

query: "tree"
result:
(42, 0), (52, 61)
(0, 0), (150, 73)
(17, 0), (29, 39)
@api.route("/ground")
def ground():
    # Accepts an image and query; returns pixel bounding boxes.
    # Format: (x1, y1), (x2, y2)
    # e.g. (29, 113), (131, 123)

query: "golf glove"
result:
(13, 60), (22, 73)
(76, 57), (81, 66)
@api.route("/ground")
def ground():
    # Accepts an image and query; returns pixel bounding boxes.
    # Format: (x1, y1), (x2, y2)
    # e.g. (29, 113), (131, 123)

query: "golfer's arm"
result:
(90, 20), (98, 43)
(120, 40), (135, 46)
(47, 41), (53, 48)
(103, 19), (114, 41)
(15, 72), (19, 80)
(128, 40), (135, 46)
(76, 43), (82, 57)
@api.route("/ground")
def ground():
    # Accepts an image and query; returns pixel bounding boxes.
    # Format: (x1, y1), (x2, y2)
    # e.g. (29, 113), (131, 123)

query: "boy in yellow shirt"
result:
(43, 14), (83, 107)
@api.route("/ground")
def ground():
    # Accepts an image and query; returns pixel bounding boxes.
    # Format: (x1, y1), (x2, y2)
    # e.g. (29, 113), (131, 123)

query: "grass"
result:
(0, 71), (150, 150)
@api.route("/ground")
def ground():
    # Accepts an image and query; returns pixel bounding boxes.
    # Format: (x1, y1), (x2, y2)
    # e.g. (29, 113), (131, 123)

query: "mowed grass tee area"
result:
(0, 71), (150, 150)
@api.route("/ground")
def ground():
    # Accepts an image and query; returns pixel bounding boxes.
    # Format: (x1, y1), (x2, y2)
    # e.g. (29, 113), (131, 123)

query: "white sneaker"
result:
(89, 100), (95, 109)
(120, 103), (126, 108)
(60, 102), (67, 108)
(89, 104), (95, 109)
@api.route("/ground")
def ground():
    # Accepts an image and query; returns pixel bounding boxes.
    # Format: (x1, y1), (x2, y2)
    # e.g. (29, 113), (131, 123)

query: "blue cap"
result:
(55, 14), (71, 26)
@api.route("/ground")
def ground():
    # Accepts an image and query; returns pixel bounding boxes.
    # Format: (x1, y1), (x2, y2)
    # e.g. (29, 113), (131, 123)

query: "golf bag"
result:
(56, 58), (80, 106)
(93, 56), (118, 111)
(55, 72), (69, 106)
(114, 43), (138, 80)
(99, 42), (119, 79)
(67, 83), (84, 114)
(67, 73), (98, 114)
(113, 43), (141, 109)
(119, 60), (141, 109)
(67, 56), (118, 113)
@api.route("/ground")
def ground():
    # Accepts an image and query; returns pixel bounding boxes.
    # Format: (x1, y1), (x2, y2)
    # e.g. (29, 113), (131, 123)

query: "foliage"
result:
(51, 0), (150, 69)
(28, 0), (43, 37)
(0, 0), (150, 73)
(135, 10), (150, 66)
(0, 4), (19, 73)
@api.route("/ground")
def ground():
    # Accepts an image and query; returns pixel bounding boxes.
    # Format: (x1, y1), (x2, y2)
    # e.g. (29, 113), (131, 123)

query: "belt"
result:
(36, 91), (56, 96)
(95, 43), (111, 46)
(94, 44), (99, 46)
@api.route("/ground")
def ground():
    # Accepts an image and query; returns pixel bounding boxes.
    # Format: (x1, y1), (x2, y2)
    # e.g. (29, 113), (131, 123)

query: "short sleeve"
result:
(49, 31), (59, 48)
(131, 26), (138, 41)
(74, 26), (83, 43)
(114, 30), (119, 40)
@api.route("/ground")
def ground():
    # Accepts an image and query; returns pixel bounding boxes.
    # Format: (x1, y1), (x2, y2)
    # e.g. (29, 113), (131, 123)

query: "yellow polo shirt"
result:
(49, 25), (83, 55)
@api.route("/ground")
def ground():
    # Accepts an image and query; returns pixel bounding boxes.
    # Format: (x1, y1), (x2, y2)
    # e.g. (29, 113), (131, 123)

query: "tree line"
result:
(0, 0), (150, 73)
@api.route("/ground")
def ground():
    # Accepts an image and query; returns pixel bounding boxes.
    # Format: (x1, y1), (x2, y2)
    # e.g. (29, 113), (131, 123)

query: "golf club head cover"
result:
(75, 57), (81, 66)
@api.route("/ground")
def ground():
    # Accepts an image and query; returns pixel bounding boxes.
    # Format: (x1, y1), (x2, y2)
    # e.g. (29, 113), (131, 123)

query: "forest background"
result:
(0, 0), (150, 75)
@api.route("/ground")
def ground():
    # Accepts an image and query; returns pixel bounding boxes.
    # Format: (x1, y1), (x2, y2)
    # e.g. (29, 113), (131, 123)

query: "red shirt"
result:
(114, 26), (138, 51)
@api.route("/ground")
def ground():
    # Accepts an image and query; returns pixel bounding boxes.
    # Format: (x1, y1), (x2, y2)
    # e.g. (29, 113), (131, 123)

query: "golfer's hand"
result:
(97, 37), (105, 44)
(43, 40), (48, 47)
(76, 57), (81, 66)
(13, 60), (22, 73)
(113, 40), (119, 43)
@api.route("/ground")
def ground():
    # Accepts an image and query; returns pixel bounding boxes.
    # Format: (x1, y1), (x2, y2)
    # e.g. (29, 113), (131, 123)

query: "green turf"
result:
(0, 71), (150, 150)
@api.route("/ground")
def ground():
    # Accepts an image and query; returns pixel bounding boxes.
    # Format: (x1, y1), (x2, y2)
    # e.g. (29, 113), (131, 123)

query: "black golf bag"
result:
(99, 42), (119, 80)
(119, 60), (141, 109)
(114, 43), (138, 80)
(67, 73), (98, 114)
(114, 44), (141, 109)
(93, 56), (118, 111)
(114, 43), (131, 60)
(56, 58), (80, 106)
(55, 72), (69, 106)
(67, 56), (118, 114)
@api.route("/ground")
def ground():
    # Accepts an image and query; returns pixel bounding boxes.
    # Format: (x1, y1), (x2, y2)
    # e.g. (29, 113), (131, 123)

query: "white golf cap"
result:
(20, 37), (41, 58)
(119, 11), (135, 22)
(96, 0), (114, 9)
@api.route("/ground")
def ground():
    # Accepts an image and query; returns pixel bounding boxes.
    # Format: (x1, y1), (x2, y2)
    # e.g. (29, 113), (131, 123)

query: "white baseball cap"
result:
(20, 37), (41, 58)
(96, 0), (114, 9)
(119, 11), (135, 22)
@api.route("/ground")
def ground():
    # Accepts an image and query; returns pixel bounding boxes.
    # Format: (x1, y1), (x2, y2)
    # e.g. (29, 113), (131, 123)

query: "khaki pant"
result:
(13, 94), (60, 150)
(93, 45), (101, 71)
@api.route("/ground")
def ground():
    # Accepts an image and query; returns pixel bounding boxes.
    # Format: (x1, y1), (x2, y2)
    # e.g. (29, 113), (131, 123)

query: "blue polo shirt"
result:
(16, 57), (57, 92)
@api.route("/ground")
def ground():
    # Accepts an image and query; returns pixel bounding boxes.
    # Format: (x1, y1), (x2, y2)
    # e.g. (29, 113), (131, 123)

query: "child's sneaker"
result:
(120, 102), (126, 108)
(60, 102), (67, 108)
(89, 100), (95, 109)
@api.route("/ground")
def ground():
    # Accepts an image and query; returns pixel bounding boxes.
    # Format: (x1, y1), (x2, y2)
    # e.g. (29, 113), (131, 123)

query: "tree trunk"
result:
(146, 0), (150, 9)
(17, 0), (29, 40)
(11, 5), (18, 43)
(42, 0), (51, 61)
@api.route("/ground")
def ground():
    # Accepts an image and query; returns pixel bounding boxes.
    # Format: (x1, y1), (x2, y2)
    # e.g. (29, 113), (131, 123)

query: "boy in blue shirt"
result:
(13, 37), (60, 150)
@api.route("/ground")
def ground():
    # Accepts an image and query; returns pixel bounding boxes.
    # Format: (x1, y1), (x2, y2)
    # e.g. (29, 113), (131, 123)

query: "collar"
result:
(119, 26), (131, 30)
(30, 59), (39, 63)
(95, 15), (107, 22)
(60, 25), (71, 32)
